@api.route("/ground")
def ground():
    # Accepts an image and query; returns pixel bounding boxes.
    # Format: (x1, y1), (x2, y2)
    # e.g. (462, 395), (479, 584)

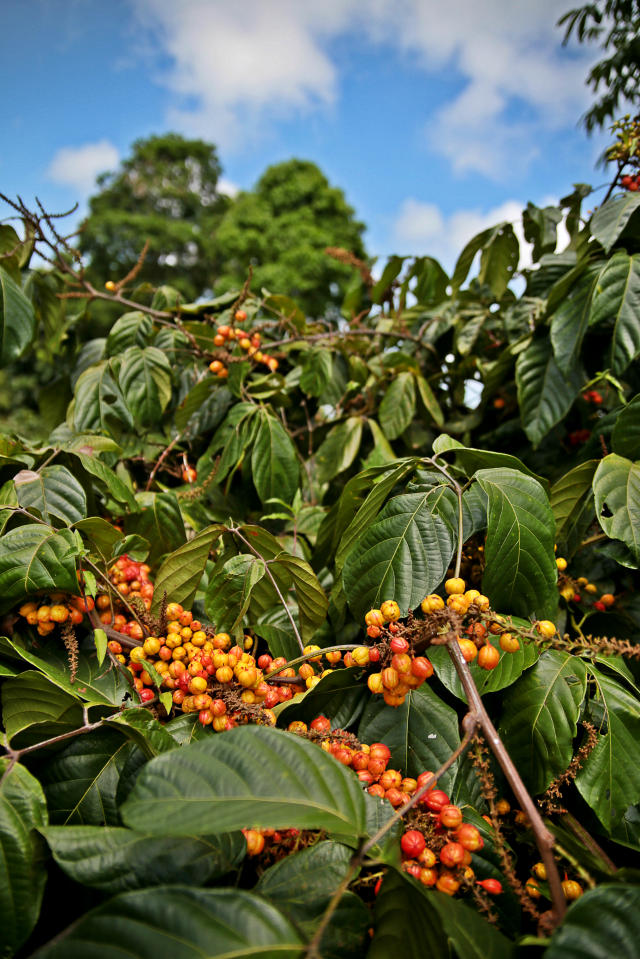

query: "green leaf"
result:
(429, 633), (539, 699)
(270, 552), (328, 643)
(342, 485), (456, 621)
(256, 841), (369, 959)
(476, 467), (558, 619)
(379, 372), (416, 440)
(106, 707), (182, 758)
(0, 760), (48, 958)
(40, 729), (135, 825)
(251, 409), (300, 505)
(174, 380), (231, 434)
(72, 517), (125, 558)
(118, 346), (172, 427)
(576, 667), (640, 830)
(417, 875), (516, 959)
(477, 223), (519, 298)
(432, 434), (547, 485)
(589, 251), (640, 373)
(42, 826), (245, 894)
(122, 725), (367, 836)
(369, 869), (448, 959)
(593, 453), (640, 562)
(151, 523), (223, 614)
(299, 348), (333, 397)
(129, 490), (186, 565)
(499, 651), (587, 794)
(105, 311), (153, 354)
(550, 263), (600, 374)
(33, 886), (304, 959)
(2, 670), (82, 742)
(451, 224), (501, 294)
(74, 452), (137, 511)
(14, 465), (87, 525)
(415, 374), (444, 426)
(314, 417), (364, 484)
(612, 394), (640, 460)
(455, 311), (487, 356)
(0, 636), (130, 707)
(516, 337), (582, 447)
(72, 360), (134, 433)
(0, 265), (36, 363)
(590, 192), (640, 253)
(0, 525), (80, 614)
(204, 553), (265, 634)
(550, 460), (599, 541)
(523, 202), (562, 259)
(545, 884), (640, 959)
(274, 667), (368, 730)
(358, 684), (461, 790)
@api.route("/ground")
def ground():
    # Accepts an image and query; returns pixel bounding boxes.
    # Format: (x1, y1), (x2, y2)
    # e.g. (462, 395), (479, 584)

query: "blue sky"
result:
(1, 0), (613, 273)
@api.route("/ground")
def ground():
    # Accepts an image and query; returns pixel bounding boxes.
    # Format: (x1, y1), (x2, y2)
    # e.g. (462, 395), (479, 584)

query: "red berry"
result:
(411, 656), (433, 680)
(478, 644), (500, 670)
(477, 878), (502, 894)
(573, 594), (582, 603)
(369, 743), (391, 762)
(139, 688), (155, 703)
(593, 600), (606, 612)
(421, 789), (450, 812)
(390, 636), (410, 654)
(310, 716), (331, 733)
(454, 823), (484, 851)
(439, 842), (466, 868)
(439, 804), (463, 829)
(401, 829), (426, 858)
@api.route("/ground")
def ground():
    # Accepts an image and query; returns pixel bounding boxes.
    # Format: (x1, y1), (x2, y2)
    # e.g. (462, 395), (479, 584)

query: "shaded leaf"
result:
(593, 453), (640, 562)
(151, 523), (223, 614)
(590, 192), (640, 253)
(129, 490), (186, 565)
(270, 551), (328, 643)
(105, 312), (153, 355)
(379, 372), (416, 440)
(516, 337), (582, 447)
(314, 417), (363, 484)
(550, 460), (599, 541)
(612, 394), (640, 460)
(0, 265), (36, 363)
(589, 251), (640, 373)
(251, 409), (300, 505)
(2, 670), (82, 742)
(204, 552), (266, 635)
(117, 346), (172, 427)
(15, 464), (87, 525)
(0, 526), (80, 614)
(74, 452), (137, 511)
(545, 884), (640, 959)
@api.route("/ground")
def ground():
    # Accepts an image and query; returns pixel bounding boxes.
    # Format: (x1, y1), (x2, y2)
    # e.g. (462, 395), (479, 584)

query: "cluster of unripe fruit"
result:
(208, 309), (279, 380)
(360, 599), (434, 707)
(526, 861), (583, 902)
(555, 556), (616, 613)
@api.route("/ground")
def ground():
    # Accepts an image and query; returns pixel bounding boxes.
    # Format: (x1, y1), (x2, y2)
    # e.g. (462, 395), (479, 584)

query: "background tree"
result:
(214, 159), (368, 316)
(560, 0), (640, 131)
(79, 134), (229, 301)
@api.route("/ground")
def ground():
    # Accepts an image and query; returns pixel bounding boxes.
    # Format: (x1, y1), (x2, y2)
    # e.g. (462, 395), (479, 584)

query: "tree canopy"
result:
(79, 134), (229, 301)
(214, 159), (367, 316)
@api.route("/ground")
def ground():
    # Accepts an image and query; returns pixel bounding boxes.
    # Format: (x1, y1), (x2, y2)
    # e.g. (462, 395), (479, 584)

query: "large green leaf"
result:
(256, 841), (369, 959)
(550, 460), (599, 541)
(451, 224), (503, 294)
(0, 760), (48, 959)
(0, 525), (80, 613)
(432, 434), (546, 485)
(117, 346), (172, 427)
(590, 192), (640, 253)
(515, 337), (582, 447)
(478, 222), (519, 298)
(42, 825), (245, 894)
(72, 360), (133, 433)
(545, 884), (640, 959)
(314, 417), (364, 484)
(379, 372), (416, 440)
(0, 265), (36, 363)
(415, 373), (444, 425)
(550, 263), (601, 373)
(589, 251), (640, 373)
(40, 729), (134, 825)
(174, 380), (231, 434)
(32, 886), (304, 959)
(105, 707), (180, 759)
(417, 875), (516, 959)
(122, 725), (367, 837)
(74, 452), (137, 511)
(105, 311), (153, 355)
(251, 409), (300, 505)
(270, 551), (328, 643)
(72, 517), (125, 559)
(357, 683), (460, 791)
(274, 667), (368, 730)
(429, 633), (539, 699)
(14, 465), (87, 525)
(369, 869), (448, 959)
(151, 523), (223, 614)
(204, 552), (266, 634)
(593, 453), (640, 562)
(612, 394), (640, 460)
(576, 667), (640, 831)
(2, 670), (82, 742)
(129, 490), (186, 565)
(299, 348), (333, 396)
(342, 484), (456, 621)
(499, 651), (587, 794)
(476, 467), (558, 619)
(0, 636), (130, 707)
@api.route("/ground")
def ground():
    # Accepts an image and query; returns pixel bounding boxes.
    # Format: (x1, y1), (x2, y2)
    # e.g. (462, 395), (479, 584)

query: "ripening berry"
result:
(478, 644), (500, 670)
(445, 577), (466, 595)
(436, 873), (460, 895)
(380, 600), (401, 622)
(495, 799), (510, 815)
(365, 609), (385, 628)
(532, 862), (547, 880)
(454, 823), (483, 851)
(562, 879), (583, 900)
(389, 636), (410, 654)
(526, 878), (541, 899)
(351, 646), (371, 667)
(535, 620), (557, 639)
(421, 594), (445, 613)
(458, 638), (478, 662)
(593, 600), (606, 612)
(477, 878), (502, 894)
(234, 309), (247, 322)
(499, 632), (520, 653)
(401, 830), (426, 858)
(367, 673), (384, 694)
(556, 557), (568, 571)
(105, 280), (116, 291)
(244, 829), (264, 855)
(600, 593), (615, 607)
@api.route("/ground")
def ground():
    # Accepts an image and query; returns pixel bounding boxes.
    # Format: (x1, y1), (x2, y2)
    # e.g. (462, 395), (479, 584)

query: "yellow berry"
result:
(556, 557), (567, 571)
(532, 862), (547, 880)
(535, 620), (557, 639)
(445, 577), (466, 595)
(421, 594), (445, 613)
(380, 600), (401, 622)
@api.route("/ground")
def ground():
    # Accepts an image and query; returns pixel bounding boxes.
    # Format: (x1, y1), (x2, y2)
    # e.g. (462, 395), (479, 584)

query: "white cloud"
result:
(217, 176), (239, 197)
(46, 140), (119, 196)
(130, 0), (595, 170)
(392, 197), (531, 272)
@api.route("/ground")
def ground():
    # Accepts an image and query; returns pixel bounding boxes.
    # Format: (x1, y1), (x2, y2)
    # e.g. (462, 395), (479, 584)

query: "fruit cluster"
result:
(526, 861), (583, 902)
(208, 309), (279, 379)
(17, 594), (93, 637)
(555, 555), (616, 614)
(582, 389), (603, 405)
(621, 173), (640, 191)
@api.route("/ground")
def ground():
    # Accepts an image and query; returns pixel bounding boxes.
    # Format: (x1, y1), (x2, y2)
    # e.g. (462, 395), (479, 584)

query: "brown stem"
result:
(263, 645), (360, 680)
(446, 638), (567, 924)
(146, 432), (184, 491)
